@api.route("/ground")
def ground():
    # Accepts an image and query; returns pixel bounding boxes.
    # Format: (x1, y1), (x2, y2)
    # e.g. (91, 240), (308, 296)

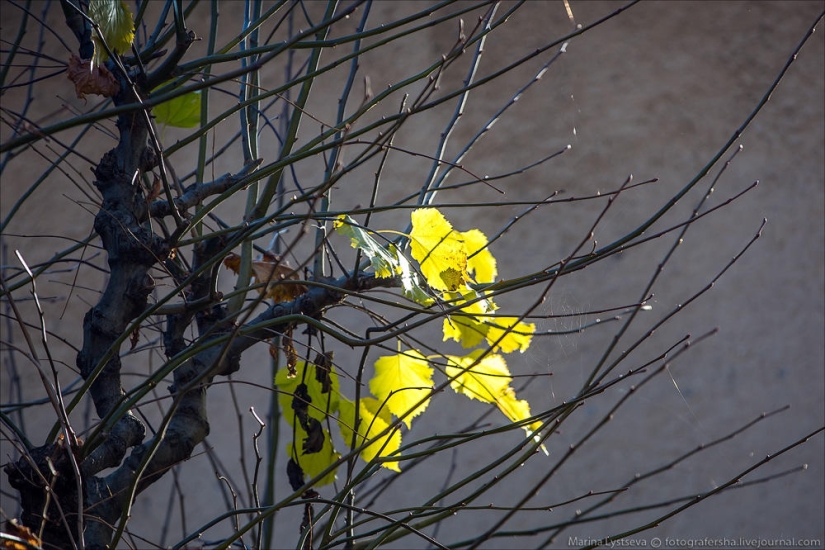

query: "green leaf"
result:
(334, 215), (398, 278)
(369, 350), (434, 428)
(392, 246), (435, 306)
(88, 0), (134, 65)
(153, 88), (202, 128)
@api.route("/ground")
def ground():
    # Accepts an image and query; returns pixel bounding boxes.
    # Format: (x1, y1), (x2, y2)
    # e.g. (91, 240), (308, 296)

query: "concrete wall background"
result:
(1, 1), (823, 548)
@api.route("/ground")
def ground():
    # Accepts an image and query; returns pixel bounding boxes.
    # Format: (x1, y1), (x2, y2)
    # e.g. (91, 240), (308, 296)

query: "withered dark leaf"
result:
(313, 351), (334, 394)
(67, 54), (119, 100)
(291, 383), (311, 421)
(287, 458), (304, 491)
(301, 417), (325, 454)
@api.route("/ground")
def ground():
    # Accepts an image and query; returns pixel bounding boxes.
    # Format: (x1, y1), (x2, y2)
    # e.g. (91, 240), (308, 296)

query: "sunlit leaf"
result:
(153, 88), (202, 128)
(445, 350), (511, 403)
(334, 215), (398, 278)
(409, 208), (468, 291)
(88, 0), (134, 65)
(485, 316), (535, 353)
(2, 518), (41, 550)
(442, 290), (495, 348)
(338, 397), (401, 472)
(462, 228), (497, 283)
(446, 351), (546, 454)
(497, 387), (547, 454)
(276, 361), (342, 484)
(369, 350), (433, 428)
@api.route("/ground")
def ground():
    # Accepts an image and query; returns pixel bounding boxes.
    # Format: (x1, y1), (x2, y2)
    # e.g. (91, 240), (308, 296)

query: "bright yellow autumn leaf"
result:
(485, 316), (535, 353)
(442, 290), (493, 349)
(462, 229), (497, 283)
(338, 397), (401, 472)
(445, 350), (511, 403)
(497, 387), (547, 454)
(369, 351), (434, 428)
(409, 208), (468, 291)
(446, 351), (546, 454)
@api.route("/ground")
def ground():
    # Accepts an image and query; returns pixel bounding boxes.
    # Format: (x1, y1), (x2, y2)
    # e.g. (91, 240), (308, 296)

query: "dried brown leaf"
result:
(67, 54), (119, 100)
(223, 252), (307, 302)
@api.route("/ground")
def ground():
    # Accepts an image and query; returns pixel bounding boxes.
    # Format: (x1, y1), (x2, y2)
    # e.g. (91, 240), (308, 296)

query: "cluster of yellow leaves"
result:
(443, 291), (535, 353)
(334, 215), (433, 305)
(275, 354), (409, 477)
(274, 208), (544, 479)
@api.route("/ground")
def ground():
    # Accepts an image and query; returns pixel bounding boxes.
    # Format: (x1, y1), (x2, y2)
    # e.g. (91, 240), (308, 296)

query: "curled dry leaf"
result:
(67, 54), (120, 100)
(223, 252), (307, 303)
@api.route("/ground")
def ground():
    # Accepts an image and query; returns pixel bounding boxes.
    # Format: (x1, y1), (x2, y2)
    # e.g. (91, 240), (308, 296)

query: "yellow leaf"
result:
(442, 290), (492, 349)
(497, 387), (546, 453)
(369, 351), (433, 428)
(88, 0), (135, 65)
(462, 229), (497, 283)
(287, 424), (340, 487)
(276, 361), (343, 484)
(485, 317), (535, 353)
(446, 351), (546, 454)
(409, 208), (468, 291)
(445, 350), (511, 404)
(338, 397), (401, 472)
